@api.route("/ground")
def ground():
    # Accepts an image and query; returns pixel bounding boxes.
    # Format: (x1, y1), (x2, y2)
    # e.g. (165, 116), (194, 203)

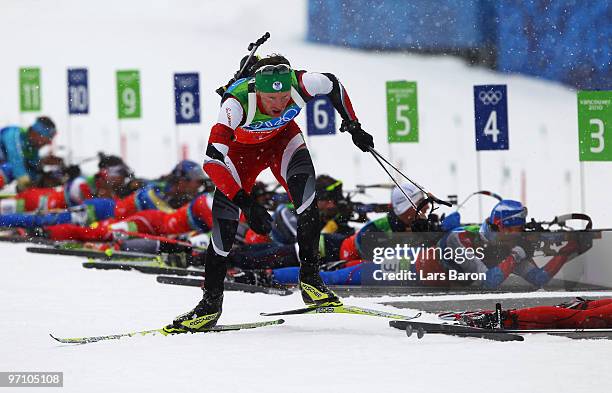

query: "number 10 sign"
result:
(474, 85), (508, 151)
(387, 81), (419, 143)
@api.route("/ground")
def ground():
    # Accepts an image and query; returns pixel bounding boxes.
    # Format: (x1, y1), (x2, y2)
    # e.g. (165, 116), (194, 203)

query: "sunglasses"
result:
(99, 165), (131, 179)
(256, 64), (291, 75)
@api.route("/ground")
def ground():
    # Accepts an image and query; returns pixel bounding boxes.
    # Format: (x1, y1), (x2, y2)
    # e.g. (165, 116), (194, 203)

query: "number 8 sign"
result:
(116, 70), (141, 119)
(474, 85), (508, 151)
(174, 73), (201, 124)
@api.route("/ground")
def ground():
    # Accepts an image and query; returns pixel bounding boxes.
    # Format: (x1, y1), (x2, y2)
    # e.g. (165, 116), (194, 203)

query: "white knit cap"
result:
(391, 183), (425, 215)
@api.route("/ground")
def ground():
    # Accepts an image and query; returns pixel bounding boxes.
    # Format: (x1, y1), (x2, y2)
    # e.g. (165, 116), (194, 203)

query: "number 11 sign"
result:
(474, 85), (509, 151)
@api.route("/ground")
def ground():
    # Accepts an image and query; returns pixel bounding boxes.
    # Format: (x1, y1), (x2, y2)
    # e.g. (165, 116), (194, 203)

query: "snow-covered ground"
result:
(2, 242), (612, 393)
(1, 0), (611, 226)
(1, 2), (611, 392)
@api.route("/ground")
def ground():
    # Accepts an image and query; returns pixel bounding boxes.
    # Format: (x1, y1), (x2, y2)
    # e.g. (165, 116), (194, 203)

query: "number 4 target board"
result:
(386, 81), (418, 143)
(578, 90), (612, 161)
(474, 85), (508, 151)
(116, 70), (141, 119)
(174, 73), (201, 124)
(67, 68), (89, 115)
(306, 96), (335, 135)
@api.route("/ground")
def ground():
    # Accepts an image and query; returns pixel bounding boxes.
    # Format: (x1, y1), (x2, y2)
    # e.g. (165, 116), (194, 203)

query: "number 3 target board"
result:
(578, 90), (612, 161)
(306, 95), (335, 135)
(67, 68), (89, 115)
(116, 70), (141, 119)
(174, 73), (201, 124)
(474, 85), (508, 151)
(386, 81), (418, 143)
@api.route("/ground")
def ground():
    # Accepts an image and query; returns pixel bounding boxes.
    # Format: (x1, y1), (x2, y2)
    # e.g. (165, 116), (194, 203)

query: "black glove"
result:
(341, 120), (374, 152)
(232, 189), (273, 235)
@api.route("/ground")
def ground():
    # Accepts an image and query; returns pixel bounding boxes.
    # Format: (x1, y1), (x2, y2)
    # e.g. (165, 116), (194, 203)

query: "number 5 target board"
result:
(306, 95), (335, 135)
(474, 85), (508, 151)
(387, 81), (419, 143)
(174, 73), (201, 124)
(67, 68), (89, 115)
(578, 90), (612, 161)
(116, 70), (141, 119)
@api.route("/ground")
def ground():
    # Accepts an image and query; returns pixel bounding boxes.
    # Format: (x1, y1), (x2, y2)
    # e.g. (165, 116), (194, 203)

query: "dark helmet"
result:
(97, 154), (132, 179)
(171, 160), (206, 181)
(30, 116), (56, 138)
(316, 175), (343, 202)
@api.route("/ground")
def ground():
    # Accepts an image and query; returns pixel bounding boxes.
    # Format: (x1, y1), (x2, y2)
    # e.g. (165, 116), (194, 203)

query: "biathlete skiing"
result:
(166, 53), (375, 333)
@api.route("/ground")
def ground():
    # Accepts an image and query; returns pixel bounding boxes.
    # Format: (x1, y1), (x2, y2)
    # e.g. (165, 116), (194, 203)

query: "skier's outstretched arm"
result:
(515, 240), (584, 288)
(444, 231), (525, 289)
(296, 71), (374, 152)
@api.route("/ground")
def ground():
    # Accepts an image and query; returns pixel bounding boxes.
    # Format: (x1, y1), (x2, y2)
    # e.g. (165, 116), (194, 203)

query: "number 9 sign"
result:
(116, 70), (141, 119)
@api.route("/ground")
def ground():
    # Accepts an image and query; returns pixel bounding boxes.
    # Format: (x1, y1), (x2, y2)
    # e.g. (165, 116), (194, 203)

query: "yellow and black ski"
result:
(50, 319), (284, 345)
(261, 305), (420, 320)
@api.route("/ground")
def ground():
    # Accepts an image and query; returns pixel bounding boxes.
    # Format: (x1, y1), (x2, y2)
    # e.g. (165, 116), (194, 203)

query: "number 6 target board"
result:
(386, 81), (418, 143)
(578, 90), (612, 161)
(67, 68), (89, 115)
(174, 73), (201, 124)
(116, 70), (141, 119)
(306, 95), (335, 135)
(474, 85), (508, 151)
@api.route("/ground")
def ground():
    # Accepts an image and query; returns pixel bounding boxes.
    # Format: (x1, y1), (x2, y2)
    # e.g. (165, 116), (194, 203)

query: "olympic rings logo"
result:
(478, 90), (503, 105)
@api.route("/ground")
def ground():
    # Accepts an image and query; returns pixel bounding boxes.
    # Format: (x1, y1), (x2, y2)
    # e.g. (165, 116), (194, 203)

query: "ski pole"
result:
(368, 147), (428, 193)
(367, 148), (418, 210)
(367, 146), (452, 209)
(216, 32), (271, 96)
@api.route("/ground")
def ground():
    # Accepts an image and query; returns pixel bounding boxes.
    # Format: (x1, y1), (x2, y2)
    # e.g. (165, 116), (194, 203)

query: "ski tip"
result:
(49, 333), (61, 342)
(277, 319), (285, 324)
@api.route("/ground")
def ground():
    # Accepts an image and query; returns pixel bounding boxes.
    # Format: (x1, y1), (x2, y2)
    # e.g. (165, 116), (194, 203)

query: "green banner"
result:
(386, 81), (419, 143)
(19, 67), (41, 112)
(578, 90), (612, 161)
(116, 70), (141, 119)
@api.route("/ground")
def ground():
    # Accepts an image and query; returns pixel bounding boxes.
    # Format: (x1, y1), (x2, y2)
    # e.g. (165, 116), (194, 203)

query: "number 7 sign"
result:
(474, 85), (508, 151)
